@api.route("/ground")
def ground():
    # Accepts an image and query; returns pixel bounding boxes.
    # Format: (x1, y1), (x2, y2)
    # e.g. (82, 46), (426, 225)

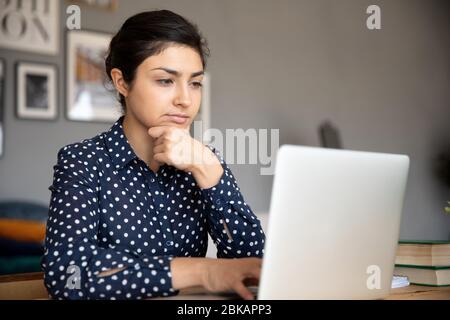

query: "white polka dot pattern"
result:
(41, 116), (265, 299)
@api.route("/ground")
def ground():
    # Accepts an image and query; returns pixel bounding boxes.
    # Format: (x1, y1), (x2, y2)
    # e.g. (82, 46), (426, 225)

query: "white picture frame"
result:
(191, 72), (211, 143)
(16, 62), (57, 120)
(0, 0), (59, 55)
(0, 59), (4, 157)
(66, 30), (121, 123)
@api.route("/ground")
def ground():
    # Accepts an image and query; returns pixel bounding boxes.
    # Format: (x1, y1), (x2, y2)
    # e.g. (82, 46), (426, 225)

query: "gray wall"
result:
(0, 0), (449, 240)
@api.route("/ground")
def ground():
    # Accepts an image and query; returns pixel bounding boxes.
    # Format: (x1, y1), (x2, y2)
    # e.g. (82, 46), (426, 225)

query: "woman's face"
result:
(124, 45), (204, 130)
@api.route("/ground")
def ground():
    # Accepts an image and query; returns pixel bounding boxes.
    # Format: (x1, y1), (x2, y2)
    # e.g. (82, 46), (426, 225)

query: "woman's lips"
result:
(164, 114), (189, 124)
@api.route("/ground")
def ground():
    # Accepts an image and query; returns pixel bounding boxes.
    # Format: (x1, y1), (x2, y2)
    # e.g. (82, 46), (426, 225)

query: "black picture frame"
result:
(15, 61), (58, 121)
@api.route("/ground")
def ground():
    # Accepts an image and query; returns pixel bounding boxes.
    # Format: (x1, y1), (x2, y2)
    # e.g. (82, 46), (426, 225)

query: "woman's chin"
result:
(159, 120), (190, 129)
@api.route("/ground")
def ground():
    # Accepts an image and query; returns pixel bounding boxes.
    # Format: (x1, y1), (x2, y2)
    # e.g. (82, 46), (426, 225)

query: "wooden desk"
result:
(1, 272), (449, 300)
(383, 285), (450, 300)
(160, 285), (450, 300)
(0, 272), (48, 300)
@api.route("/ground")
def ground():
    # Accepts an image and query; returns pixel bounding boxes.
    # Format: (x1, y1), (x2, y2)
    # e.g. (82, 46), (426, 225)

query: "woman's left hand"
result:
(148, 126), (224, 189)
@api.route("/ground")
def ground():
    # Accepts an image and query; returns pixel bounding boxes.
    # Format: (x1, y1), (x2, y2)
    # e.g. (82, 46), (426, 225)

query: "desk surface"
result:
(0, 272), (449, 300)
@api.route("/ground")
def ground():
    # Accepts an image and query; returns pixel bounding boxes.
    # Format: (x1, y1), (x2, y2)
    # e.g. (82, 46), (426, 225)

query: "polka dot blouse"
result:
(41, 116), (266, 300)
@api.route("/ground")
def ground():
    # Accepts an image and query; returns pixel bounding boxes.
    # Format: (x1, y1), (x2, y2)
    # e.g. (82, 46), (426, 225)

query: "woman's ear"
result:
(110, 68), (129, 98)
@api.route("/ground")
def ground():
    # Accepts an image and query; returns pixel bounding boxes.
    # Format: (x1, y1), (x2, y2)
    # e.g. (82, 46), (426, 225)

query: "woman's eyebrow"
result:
(150, 67), (204, 78)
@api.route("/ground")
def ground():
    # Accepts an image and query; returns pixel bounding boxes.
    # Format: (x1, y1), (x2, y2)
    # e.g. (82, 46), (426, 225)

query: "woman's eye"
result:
(191, 81), (203, 88)
(157, 79), (173, 85)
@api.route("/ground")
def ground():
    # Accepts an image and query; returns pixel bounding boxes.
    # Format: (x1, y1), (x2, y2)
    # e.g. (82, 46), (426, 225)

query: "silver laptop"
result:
(257, 145), (410, 299)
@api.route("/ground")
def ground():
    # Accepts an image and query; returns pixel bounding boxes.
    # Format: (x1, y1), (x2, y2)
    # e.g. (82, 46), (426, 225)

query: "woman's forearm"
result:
(170, 257), (209, 290)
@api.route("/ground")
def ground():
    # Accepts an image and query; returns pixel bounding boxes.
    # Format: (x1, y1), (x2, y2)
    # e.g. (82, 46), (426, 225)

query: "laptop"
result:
(255, 145), (410, 299)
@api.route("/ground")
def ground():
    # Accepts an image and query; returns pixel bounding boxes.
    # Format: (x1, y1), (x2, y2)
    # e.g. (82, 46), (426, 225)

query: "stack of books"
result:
(394, 240), (450, 287)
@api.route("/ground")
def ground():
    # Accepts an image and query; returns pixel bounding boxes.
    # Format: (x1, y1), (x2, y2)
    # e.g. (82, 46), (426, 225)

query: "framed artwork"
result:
(16, 62), (57, 120)
(0, 0), (59, 55)
(191, 72), (211, 143)
(68, 0), (118, 12)
(0, 59), (4, 157)
(66, 30), (121, 122)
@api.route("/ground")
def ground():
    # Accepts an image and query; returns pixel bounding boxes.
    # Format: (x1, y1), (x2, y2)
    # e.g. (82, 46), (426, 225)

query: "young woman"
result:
(42, 10), (265, 300)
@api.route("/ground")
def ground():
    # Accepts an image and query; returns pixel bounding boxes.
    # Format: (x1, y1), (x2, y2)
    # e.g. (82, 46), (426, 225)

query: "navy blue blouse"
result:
(41, 116), (265, 299)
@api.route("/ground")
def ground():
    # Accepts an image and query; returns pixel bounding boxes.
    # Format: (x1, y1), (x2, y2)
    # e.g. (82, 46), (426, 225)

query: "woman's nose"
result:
(174, 84), (191, 108)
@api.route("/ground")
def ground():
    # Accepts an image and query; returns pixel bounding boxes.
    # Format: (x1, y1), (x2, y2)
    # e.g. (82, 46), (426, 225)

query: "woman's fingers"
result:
(153, 152), (168, 165)
(153, 135), (166, 146)
(151, 128), (191, 170)
(233, 281), (255, 300)
(243, 277), (259, 287)
(153, 144), (165, 154)
(249, 263), (262, 279)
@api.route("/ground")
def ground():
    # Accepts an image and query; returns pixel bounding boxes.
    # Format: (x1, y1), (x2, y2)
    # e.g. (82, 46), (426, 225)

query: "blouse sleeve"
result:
(199, 145), (266, 258)
(41, 145), (178, 299)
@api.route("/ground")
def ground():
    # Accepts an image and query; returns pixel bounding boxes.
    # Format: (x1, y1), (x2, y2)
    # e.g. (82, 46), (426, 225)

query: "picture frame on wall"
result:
(0, 59), (4, 157)
(190, 72), (211, 143)
(68, 0), (118, 12)
(16, 62), (57, 120)
(0, 0), (59, 55)
(66, 30), (121, 123)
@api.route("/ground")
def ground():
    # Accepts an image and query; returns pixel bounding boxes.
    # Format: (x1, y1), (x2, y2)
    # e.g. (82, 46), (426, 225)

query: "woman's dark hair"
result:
(105, 10), (210, 112)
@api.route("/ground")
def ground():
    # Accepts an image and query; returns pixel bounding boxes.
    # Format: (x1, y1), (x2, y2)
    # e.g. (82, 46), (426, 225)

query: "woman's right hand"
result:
(200, 257), (262, 300)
